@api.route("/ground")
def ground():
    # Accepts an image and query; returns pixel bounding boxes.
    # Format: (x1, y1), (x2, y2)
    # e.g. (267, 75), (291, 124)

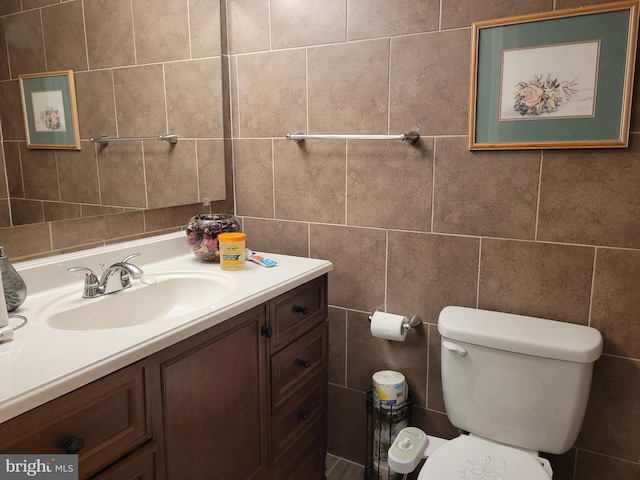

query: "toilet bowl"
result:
(388, 306), (602, 479)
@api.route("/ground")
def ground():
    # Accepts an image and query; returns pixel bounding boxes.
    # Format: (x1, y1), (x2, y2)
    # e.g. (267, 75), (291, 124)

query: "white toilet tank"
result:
(438, 306), (603, 454)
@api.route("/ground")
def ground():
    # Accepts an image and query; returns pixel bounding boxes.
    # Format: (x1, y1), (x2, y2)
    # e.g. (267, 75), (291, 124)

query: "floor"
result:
(326, 455), (365, 480)
(326, 455), (423, 480)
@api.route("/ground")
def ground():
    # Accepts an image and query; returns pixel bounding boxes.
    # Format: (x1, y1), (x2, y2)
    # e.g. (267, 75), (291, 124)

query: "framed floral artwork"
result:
(469, 1), (639, 150)
(18, 70), (81, 150)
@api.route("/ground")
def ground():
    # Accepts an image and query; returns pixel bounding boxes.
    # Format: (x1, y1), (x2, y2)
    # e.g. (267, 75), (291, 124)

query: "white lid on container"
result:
(418, 435), (551, 480)
(438, 306), (602, 363)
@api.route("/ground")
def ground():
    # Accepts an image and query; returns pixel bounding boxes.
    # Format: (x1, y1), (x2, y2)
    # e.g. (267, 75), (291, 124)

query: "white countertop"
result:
(0, 232), (332, 423)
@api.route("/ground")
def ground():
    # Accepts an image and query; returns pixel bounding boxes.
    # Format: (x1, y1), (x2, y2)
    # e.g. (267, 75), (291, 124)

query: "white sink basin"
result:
(42, 272), (236, 331)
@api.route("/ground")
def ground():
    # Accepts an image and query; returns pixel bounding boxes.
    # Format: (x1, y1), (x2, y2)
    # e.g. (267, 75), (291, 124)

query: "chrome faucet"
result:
(68, 253), (144, 298)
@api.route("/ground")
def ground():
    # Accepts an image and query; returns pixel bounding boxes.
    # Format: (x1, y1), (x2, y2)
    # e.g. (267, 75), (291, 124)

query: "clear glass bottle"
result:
(0, 246), (27, 312)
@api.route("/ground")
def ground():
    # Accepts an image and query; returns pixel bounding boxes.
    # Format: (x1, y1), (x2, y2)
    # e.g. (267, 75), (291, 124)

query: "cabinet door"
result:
(156, 305), (269, 480)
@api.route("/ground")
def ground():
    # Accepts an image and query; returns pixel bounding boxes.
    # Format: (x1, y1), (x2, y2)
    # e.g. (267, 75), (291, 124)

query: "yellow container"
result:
(218, 232), (246, 270)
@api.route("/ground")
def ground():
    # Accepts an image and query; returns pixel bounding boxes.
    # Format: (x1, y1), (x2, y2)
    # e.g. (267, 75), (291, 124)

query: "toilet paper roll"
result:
(373, 370), (407, 408)
(370, 311), (407, 341)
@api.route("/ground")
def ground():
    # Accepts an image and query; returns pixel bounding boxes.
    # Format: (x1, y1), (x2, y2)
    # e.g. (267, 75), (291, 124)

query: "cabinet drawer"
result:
(271, 322), (327, 412)
(0, 361), (150, 479)
(269, 275), (327, 352)
(270, 376), (326, 465)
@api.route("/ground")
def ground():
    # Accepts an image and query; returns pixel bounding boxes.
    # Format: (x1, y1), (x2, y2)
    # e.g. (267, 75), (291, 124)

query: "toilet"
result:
(416, 306), (603, 479)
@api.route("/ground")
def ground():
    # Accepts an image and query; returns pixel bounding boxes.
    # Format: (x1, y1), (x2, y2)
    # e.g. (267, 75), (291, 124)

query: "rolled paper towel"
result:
(370, 311), (408, 341)
(373, 370), (407, 408)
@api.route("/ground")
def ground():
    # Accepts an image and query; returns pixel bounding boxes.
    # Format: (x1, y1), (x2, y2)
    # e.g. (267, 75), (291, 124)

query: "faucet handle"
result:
(111, 253), (143, 279)
(67, 267), (99, 298)
(122, 253), (141, 263)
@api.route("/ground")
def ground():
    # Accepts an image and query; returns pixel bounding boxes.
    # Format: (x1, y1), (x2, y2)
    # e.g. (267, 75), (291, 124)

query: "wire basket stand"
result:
(364, 388), (412, 480)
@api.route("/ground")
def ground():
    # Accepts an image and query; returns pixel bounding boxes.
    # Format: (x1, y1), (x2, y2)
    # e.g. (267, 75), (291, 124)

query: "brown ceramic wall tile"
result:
(113, 64), (167, 137)
(0, 223), (51, 259)
(233, 139), (274, 218)
(132, 0), (190, 64)
(44, 202), (81, 222)
(3, 142), (22, 198)
(591, 248), (640, 359)
(308, 39), (389, 135)
(97, 142), (147, 208)
(441, 0), (554, 29)
(328, 307), (346, 386)
(74, 70), (117, 140)
(348, 0), (439, 40)
(347, 138), (433, 231)
(144, 203), (209, 233)
(82, 205), (125, 218)
(310, 224), (386, 312)
(84, 0), (135, 69)
(577, 355), (640, 461)
(236, 49), (306, 138)
(196, 139), (226, 202)
(479, 239), (594, 325)
(270, 0), (346, 49)
(20, 145), (59, 201)
(0, 21), (9, 81)
(144, 140), (199, 209)
(0, 81), (26, 140)
(427, 325), (444, 413)
(346, 310), (428, 407)
(241, 218), (309, 257)
(575, 450), (640, 480)
(4, 9), (45, 76)
(190, 0), (221, 58)
(327, 385), (367, 465)
(225, 0), (270, 54)
(433, 137), (540, 239)
(57, 146), (100, 204)
(0, 200), (10, 228)
(0, 1), (20, 17)
(274, 139), (346, 223)
(538, 142), (640, 248)
(390, 30), (470, 136)
(0, 154), (6, 197)
(387, 231), (480, 324)
(10, 199), (44, 225)
(50, 211), (145, 250)
(165, 59), (223, 138)
(23, 0), (58, 8)
(42, 1), (88, 72)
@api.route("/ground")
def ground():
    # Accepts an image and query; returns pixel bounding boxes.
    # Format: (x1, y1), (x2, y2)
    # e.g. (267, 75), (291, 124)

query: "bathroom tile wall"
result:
(228, 1), (640, 479)
(0, 0), (233, 255)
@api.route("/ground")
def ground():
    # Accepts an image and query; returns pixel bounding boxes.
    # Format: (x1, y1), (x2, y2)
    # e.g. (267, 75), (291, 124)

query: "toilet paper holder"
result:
(368, 309), (423, 335)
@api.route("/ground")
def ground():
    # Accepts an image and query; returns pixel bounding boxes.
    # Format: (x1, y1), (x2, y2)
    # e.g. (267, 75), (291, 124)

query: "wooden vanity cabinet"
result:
(0, 274), (329, 480)
(0, 359), (156, 480)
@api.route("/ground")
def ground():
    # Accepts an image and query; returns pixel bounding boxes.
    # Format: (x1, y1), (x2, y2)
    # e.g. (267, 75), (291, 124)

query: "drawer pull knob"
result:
(261, 325), (273, 338)
(294, 306), (309, 315)
(61, 436), (85, 454)
(298, 411), (310, 421)
(296, 359), (311, 368)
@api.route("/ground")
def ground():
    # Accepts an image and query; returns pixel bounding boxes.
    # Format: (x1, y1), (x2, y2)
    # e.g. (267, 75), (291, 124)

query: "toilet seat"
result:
(417, 435), (552, 480)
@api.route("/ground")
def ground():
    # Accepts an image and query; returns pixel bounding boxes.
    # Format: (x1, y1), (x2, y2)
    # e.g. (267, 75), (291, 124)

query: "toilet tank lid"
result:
(438, 306), (603, 363)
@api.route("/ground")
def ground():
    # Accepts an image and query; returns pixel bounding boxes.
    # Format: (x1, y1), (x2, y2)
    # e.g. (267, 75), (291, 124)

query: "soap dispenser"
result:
(0, 246), (27, 312)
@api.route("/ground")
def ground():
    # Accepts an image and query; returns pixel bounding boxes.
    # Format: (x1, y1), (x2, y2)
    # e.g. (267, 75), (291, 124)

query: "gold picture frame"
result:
(469, 1), (639, 150)
(18, 70), (81, 150)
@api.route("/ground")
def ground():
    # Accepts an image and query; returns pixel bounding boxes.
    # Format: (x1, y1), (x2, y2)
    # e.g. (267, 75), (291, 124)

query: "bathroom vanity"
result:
(0, 232), (332, 480)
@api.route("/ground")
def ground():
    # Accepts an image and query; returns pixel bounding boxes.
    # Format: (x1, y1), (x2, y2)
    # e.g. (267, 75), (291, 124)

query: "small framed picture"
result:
(469, 1), (639, 150)
(18, 70), (81, 150)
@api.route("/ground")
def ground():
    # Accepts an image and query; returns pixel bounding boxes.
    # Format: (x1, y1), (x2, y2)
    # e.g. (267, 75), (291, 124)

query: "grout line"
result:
(587, 248), (598, 328)
(534, 151), (544, 241)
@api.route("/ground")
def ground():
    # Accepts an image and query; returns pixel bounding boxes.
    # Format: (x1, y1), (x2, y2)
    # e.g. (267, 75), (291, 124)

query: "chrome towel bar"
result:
(90, 134), (179, 146)
(286, 131), (419, 144)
